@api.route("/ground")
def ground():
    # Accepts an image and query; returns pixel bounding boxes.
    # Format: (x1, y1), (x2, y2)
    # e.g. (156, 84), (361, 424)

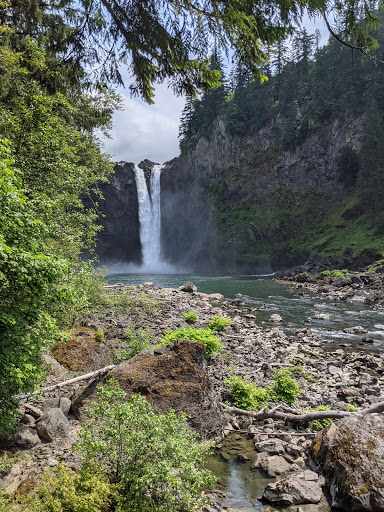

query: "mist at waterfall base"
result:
(107, 163), (187, 275)
(105, 161), (225, 275)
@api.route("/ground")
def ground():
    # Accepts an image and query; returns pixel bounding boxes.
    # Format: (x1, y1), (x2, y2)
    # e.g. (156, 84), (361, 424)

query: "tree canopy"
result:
(1, 0), (383, 103)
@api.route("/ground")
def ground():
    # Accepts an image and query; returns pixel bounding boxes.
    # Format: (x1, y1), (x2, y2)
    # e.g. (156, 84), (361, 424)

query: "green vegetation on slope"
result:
(181, 18), (384, 268)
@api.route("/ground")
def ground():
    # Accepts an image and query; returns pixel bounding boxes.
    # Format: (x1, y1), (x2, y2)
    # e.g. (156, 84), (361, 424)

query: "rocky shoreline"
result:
(1, 281), (384, 511)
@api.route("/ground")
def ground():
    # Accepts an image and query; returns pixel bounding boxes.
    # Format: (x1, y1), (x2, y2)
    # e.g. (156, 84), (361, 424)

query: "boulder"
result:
(178, 282), (197, 293)
(254, 438), (287, 455)
(52, 327), (113, 372)
(311, 414), (384, 511)
(263, 470), (323, 505)
(36, 408), (70, 442)
(328, 365), (343, 376)
(312, 313), (330, 320)
(71, 339), (225, 439)
(270, 314), (283, 323)
(251, 452), (291, 477)
(13, 425), (41, 448)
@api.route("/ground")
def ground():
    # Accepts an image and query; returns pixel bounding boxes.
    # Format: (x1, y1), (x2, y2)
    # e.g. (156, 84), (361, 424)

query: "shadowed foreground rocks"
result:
(71, 339), (227, 439)
(311, 414), (384, 511)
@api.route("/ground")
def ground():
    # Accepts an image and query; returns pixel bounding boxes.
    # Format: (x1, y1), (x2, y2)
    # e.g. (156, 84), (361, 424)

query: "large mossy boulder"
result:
(71, 339), (226, 439)
(311, 414), (384, 511)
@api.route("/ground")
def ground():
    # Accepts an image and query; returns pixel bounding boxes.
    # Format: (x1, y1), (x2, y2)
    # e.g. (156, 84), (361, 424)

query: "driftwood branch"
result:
(17, 365), (116, 400)
(220, 400), (384, 424)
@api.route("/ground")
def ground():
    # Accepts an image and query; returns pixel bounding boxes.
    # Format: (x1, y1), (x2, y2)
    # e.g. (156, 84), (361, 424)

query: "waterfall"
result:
(133, 164), (164, 270)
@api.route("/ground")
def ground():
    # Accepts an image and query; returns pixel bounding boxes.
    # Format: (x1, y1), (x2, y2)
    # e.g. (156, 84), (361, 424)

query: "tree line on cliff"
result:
(178, 17), (384, 265)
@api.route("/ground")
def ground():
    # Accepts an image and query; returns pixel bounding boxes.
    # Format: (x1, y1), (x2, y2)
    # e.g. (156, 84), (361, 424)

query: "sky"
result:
(100, 14), (329, 165)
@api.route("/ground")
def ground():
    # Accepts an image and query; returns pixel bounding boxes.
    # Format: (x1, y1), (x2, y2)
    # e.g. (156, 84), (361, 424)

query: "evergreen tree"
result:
(359, 104), (384, 226)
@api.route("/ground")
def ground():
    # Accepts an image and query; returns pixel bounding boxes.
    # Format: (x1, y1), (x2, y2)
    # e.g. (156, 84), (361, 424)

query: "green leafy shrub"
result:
(0, 454), (12, 476)
(208, 315), (231, 332)
(94, 328), (105, 342)
(225, 369), (303, 410)
(312, 405), (333, 431)
(330, 269), (348, 278)
(0, 463), (114, 512)
(75, 380), (216, 512)
(345, 403), (358, 412)
(224, 376), (270, 411)
(319, 270), (330, 277)
(116, 327), (152, 362)
(269, 368), (302, 405)
(183, 311), (199, 323)
(159, 327), (222, 358)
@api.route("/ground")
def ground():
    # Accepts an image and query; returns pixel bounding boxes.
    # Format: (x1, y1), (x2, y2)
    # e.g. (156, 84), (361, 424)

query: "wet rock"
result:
(270, 314), (283, 323)
(343, 326), (368, 334)
(312, 313), (330, 320)
(263, 470), (323, 505)
(311, 414), (384, 511)
(36, 408), (70, 442)
(72, 340), (225, 439)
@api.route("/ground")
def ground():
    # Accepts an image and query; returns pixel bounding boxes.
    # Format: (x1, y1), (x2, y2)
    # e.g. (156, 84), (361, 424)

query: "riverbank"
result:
(1, 282), (384, 511)
(276, 262), (384, 307)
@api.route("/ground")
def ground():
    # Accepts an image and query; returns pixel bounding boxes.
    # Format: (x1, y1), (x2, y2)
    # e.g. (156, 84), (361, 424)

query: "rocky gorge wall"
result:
(94, 162), (141, 264)
(161, 114), (367, 271)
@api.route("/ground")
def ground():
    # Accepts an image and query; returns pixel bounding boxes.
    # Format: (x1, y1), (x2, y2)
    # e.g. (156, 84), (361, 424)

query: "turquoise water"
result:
(106, 273), (384, 349)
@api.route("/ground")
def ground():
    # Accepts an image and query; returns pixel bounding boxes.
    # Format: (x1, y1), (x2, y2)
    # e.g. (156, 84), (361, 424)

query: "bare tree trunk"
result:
(219, 401), (384, 424)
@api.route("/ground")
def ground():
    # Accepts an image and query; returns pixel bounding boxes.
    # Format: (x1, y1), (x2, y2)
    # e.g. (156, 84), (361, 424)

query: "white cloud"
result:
(100, 83), (185, 164)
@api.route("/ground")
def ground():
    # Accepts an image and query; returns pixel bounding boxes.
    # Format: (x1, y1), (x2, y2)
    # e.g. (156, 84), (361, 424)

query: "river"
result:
(106, 273), (384, 350)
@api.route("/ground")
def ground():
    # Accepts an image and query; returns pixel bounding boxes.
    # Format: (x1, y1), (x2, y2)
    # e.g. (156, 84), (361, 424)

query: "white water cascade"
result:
(133, 163), (165, 271)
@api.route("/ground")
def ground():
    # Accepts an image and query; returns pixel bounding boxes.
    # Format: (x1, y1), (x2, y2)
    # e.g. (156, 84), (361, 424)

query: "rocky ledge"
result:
(1, 281), (384, 511)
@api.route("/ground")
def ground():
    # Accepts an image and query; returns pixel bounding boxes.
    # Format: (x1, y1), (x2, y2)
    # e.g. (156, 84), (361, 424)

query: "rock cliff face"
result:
(95, 162), (141, 264)
(161, 115), (366, 271)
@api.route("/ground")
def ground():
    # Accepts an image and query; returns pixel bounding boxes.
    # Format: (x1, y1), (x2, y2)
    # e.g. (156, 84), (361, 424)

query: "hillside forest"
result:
(179, 19), (384, 268)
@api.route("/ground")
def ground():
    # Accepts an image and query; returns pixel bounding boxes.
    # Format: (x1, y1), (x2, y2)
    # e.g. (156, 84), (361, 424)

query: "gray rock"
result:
(263, 470), (323, 505)
(42, 398), (60, 412)
(59, 397), (72, 416)
(313, 313), (330, 320)
(21, 413), (35, 425)
(328, 365), (343, 375)
(178, 282), (197, 293)
(14, 425), (41, 448)
(36, 408), (70, 441)
(257, 453), (291, 477)
(270, 314), (283, 323)
(254, 438), (287, 455)
(311, 414), (384, 511)
(344, 326), (368, 334)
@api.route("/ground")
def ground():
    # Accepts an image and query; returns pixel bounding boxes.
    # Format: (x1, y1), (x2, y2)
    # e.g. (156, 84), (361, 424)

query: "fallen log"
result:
(219, 400), (384, 424)
(17, 364), (116, 400)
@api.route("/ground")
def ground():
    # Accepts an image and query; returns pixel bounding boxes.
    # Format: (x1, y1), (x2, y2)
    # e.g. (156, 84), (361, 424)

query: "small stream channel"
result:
(205, 433), (275, 511)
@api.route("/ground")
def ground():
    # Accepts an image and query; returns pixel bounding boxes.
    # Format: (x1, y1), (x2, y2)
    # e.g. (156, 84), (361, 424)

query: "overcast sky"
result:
(100, 15), (328, 165)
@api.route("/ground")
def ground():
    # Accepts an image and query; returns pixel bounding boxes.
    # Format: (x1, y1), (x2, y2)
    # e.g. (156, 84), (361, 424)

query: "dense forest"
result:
(178, 21), (384, 268)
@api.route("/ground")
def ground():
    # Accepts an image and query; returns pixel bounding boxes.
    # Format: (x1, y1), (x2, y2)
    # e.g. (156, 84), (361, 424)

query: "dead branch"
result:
(17, 364), (116, 400)
(220, 403), (349, 423)
(219, 401), (384, 424)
